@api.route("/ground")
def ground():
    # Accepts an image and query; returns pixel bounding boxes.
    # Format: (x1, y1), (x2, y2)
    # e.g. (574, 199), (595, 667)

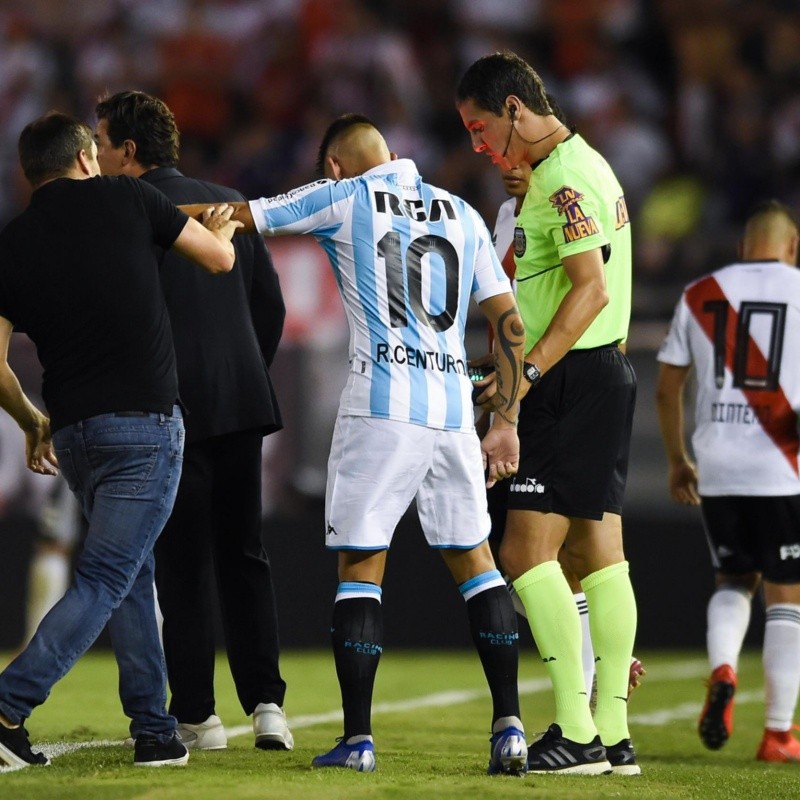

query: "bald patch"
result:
(327, 124), (391, 177)
(742, 206), (799, 263)
(745, 208), (797, 241)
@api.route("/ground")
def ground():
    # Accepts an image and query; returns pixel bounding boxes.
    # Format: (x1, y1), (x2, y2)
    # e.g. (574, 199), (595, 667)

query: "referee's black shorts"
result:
(506, 343), (636, 521)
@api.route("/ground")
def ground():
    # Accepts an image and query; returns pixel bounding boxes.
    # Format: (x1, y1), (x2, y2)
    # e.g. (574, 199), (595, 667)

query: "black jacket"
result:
(142, 167), (284, 443)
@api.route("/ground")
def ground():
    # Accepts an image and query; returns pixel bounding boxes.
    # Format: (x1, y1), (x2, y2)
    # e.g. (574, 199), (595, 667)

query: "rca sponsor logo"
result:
(373, 191), (456, 222)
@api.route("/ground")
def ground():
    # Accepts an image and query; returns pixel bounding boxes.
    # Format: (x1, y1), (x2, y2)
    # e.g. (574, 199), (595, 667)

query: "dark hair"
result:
(95, 91), (179, 168)
(315, 113), (376, 177)
(456, 51), (552, 117)
(546, 92), (568, 126)
(18, 112), (95, 187)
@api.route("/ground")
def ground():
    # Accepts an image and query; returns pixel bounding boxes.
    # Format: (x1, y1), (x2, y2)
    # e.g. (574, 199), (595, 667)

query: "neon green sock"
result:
(581, 561), (637, 746)
(513, 561), (596, 743)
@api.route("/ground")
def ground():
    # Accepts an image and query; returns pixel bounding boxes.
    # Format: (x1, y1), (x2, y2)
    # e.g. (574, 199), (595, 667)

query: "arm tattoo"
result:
(493, 308), (525, 424)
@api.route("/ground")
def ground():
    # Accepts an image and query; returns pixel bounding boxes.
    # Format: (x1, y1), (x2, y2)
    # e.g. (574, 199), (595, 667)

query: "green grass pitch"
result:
(1, 649), (798, 799)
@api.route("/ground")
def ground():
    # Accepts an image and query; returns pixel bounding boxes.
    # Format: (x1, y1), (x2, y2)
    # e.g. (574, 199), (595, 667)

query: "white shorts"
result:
(325, 415), (491, 550)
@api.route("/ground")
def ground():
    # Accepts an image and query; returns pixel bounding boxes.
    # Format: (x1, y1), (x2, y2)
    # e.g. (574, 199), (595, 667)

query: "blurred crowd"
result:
(2, 0), (800, 319)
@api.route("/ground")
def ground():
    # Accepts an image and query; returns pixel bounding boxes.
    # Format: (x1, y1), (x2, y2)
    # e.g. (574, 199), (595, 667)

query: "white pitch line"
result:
(225, 678), (557, 739)
(0, 656), (732, 771)
(0, 739), (120, 774)
(226, 657), (712, 738)
(630, 690), (761, 726)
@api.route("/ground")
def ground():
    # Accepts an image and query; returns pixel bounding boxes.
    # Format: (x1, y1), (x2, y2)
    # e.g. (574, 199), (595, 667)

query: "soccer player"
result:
(457, 52), (639, 776)
(183, 113), (529, 774)
(656, 200), (800, 763)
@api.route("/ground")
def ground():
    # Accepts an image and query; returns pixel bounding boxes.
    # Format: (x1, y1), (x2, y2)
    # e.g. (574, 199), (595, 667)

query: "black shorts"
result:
(487, 479), (509, 546)
(506, 344), (636, 520)
(701, 495), (800, 583)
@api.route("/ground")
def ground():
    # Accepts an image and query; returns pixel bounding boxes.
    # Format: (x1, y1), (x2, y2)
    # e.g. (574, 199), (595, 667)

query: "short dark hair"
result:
(456, 51), (552, 117)
(315, 113), (375, 177)
(18, 112), (95, 187)
(95, 91), (179, 168)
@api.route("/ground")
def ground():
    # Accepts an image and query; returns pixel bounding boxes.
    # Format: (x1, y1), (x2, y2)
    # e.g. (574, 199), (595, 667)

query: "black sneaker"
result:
(133, 733), (189, 767)
(605, 738), (641, 776)
(0, 723), (49, 768)
(526, 723), (612, 775)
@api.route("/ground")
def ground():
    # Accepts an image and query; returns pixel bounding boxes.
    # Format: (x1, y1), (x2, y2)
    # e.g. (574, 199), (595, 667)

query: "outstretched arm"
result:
(171, 205), (241, 272)
(179, 201), (257, 234)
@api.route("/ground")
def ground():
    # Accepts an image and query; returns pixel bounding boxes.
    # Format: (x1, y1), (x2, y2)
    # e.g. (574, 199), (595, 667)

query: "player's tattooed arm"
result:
(477, 293), (524, 486)
(478, 293), (526, 426)
(493, 307), (526, 425)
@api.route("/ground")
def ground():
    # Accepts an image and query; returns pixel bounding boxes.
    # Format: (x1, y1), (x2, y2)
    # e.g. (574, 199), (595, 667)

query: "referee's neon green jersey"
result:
(514, 133), (632, 350)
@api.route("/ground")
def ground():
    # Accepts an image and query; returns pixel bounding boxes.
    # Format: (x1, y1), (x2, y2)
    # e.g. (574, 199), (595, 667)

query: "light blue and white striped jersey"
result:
(249, 159), (511, 432)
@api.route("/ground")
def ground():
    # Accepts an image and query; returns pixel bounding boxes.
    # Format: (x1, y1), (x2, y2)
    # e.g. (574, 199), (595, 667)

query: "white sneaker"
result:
(176, 715), (227, 750)
(253, 703), (294, 750)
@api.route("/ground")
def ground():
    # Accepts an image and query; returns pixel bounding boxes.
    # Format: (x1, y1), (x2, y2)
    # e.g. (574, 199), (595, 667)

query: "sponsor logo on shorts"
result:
(780, 544), (800, 561)
(326, 523), (338, 536)
(509, 477), (546, 494)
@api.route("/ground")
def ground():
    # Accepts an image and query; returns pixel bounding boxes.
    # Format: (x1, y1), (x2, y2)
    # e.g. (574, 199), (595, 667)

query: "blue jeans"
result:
(0, 408), (184, 742)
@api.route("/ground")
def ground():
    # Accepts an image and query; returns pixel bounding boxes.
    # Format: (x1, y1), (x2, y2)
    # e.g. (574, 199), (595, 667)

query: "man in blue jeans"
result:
(0, 111), (238, 769)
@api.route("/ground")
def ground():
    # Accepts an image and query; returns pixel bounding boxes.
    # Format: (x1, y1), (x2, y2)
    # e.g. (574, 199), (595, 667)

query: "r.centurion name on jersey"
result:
(249, 159), (511, 432)
(658, 260), (800, 496)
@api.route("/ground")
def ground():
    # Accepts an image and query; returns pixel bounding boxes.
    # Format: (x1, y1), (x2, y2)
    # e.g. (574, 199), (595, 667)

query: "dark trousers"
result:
(155, 429), (286, 722)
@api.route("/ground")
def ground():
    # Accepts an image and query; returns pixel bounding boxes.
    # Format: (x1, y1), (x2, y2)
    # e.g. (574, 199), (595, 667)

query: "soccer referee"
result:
(457, 51), (639, 776)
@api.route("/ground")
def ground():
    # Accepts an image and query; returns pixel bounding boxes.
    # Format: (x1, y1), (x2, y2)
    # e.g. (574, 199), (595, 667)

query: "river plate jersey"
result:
(514, 134), (632, 350)
(493, 196), (518, 283)
(249, 159), (511, 432)
(658, 260), (800, 496)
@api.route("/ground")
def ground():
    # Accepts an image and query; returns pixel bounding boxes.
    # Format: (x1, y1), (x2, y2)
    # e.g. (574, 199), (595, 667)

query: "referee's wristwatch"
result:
(523, 361), (542, 387)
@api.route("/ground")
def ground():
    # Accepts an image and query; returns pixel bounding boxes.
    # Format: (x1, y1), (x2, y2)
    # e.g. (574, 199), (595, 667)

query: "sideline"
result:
(1, 657), (730, 771)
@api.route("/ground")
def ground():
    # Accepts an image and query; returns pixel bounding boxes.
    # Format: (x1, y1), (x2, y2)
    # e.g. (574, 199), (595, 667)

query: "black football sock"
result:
(331, 582), (384, 739)
(460, 570), (521, 724)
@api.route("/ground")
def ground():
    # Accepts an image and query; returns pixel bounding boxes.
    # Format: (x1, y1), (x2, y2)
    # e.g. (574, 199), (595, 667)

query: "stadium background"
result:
(2, 0), (798, 650)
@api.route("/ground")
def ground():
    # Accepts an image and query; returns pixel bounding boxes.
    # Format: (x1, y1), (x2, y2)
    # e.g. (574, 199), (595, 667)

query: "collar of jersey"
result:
(362, 158), (418, 179)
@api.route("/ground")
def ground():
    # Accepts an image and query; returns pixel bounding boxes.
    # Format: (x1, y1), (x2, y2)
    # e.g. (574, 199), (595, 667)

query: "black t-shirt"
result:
(0, 175), (188, 432)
